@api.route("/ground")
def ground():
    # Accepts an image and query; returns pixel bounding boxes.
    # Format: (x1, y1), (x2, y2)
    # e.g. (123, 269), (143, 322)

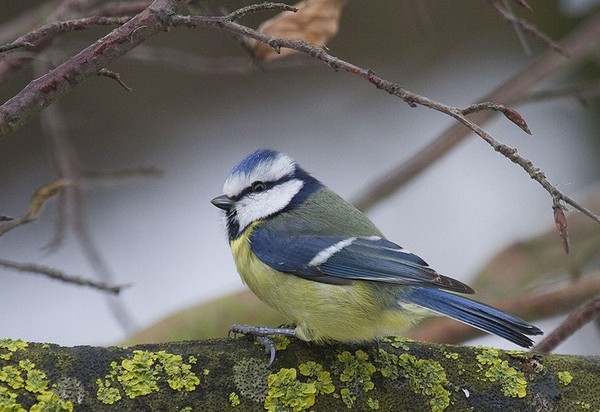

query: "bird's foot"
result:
(229, 324), (296, 366)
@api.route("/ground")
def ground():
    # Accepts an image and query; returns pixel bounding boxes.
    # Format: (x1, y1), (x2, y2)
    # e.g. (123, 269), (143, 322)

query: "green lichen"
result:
(557, 371), (573, 386)
(0, 340), (28, 362)
(95, 378), (122, 405)
(96, 349), (200, 404)
(264, 367), (317, 412)
(0, 386), (25, 412)
(30, 392), (73, 412)
(337, 350), (376, 392)
(0, 365), (24, 390)
(476, 348), (527, 398)
(0, 347), (73, 412)
(229, 392), (241, 407)
(444, 352), (460, 360)
(367, 397), (380, 410)
(298, 361), (335, 396)
(575, 400), (591, 410)
(272, 335), (292, 351)
(156, 351), (200, 391)
(376, 349), (450, 412)
(339, 387), (354, 409)
(381, 336), (411, 351)
(21, 361), (48, 394)
(333, 350), (377, 409)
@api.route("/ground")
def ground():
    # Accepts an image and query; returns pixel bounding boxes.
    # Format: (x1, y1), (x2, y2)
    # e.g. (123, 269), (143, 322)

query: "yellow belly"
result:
(230, 224), (428, 343)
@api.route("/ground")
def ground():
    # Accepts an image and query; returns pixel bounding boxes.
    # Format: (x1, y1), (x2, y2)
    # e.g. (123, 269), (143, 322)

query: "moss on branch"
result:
(0, 337), (598, 411)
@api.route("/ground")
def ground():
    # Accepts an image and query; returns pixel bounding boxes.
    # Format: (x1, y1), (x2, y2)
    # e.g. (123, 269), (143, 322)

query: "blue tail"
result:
(407, 287), (542, 347)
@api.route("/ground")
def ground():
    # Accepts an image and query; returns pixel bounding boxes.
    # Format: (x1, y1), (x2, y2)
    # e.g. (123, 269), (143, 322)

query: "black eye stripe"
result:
(233, 176), (292, 201)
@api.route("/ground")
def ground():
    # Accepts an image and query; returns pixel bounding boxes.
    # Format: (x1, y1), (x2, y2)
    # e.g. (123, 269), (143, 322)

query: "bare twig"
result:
(489, 0), (566, 56)
(224, 2), (297, 22)
(518, 81), (600, 104)
(0, 16), (132, 54)
(532, 296), (600, 353)
(126, 44), (305, 74)
(170, 12), (600, 225)
(351, 12), (600, 212)
(96, 68), (133, 91)
(1, 2), (598, 229)
(34, 55), (136, 332)
(0, 258), (126, 294)
(0, 0), (190, 137)
(500, 0), (532, 55)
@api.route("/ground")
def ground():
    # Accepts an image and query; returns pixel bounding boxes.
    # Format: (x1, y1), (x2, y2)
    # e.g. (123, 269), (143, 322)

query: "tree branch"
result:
(351, 11), (600, 212)
(0, 259), (126, 294)
(0, 0), (190, 137)
(170, 11), (600, 226)
(0, 338), (598, 410)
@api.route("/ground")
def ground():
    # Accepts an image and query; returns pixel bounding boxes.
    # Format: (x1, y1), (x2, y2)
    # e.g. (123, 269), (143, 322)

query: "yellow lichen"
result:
(264, 368), (317, 412)
(0, 347), (72, 412)
(557, 371), (573, 386)
(476, 348), (527, 398)
(376, 349), (450, 412)
(229, 391), (241, 407)
(96, 349), (200, 404)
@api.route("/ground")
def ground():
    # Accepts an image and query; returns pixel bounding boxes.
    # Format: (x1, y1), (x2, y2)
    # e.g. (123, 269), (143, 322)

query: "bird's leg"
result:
(229, 324), (296, 366)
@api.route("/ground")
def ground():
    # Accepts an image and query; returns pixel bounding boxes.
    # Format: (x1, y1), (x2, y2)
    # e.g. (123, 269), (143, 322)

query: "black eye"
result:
(251, 181), (267, 193)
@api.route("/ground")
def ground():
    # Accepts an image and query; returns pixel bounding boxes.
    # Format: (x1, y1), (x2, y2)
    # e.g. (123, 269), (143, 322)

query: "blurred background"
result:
(1, 0), (599, 355)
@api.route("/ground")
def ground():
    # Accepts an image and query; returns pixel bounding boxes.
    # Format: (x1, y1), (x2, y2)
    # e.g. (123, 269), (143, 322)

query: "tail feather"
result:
(407, 287), (542, 347)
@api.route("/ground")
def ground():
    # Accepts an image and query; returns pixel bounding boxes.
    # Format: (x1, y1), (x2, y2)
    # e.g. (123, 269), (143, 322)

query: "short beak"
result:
(211, 194), (233, 211)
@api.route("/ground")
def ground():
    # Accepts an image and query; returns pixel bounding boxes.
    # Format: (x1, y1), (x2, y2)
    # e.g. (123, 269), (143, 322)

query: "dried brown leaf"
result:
(253, 0), (348, 61)
(28, 178), (70, 219)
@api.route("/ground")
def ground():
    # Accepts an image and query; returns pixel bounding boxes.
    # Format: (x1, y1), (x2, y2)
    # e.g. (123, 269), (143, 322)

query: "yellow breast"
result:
(230, 222), (428, 343)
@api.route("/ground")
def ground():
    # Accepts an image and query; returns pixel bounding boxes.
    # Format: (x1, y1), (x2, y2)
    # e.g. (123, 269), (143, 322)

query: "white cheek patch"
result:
(223, 153), (296, 198)
(235, 179), (304, 234)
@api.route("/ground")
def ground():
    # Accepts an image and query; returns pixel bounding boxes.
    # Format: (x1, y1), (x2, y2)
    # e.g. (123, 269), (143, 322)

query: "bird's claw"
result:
(229, 324), (296, 366)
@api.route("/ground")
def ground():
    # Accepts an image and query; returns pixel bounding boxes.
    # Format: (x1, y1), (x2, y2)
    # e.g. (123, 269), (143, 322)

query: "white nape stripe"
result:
(235, 178), (304, 234)
(223, 153), (296, 197)
(308, 237), (357, 267)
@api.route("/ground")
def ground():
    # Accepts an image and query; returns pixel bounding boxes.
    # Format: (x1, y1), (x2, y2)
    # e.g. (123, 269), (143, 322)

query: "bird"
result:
(211, 149), (542, 364)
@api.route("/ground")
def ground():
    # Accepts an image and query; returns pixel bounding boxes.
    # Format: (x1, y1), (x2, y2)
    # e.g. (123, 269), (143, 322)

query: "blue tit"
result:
(212, 149), (542, 364)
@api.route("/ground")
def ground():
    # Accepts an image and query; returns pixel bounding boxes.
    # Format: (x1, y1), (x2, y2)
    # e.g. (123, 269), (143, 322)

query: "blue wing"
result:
(250, 226), (474, 294)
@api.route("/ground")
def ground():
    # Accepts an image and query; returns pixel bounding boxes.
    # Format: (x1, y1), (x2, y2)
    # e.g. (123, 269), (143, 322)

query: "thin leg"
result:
(229, 324), (296, 366)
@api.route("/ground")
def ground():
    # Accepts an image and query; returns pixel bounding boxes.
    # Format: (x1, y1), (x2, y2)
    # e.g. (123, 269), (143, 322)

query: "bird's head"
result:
(212, 149), (321, 240)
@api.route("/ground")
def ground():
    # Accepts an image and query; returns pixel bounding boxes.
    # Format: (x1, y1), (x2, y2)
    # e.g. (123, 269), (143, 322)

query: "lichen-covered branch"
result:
(0, 337), (598, 411)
